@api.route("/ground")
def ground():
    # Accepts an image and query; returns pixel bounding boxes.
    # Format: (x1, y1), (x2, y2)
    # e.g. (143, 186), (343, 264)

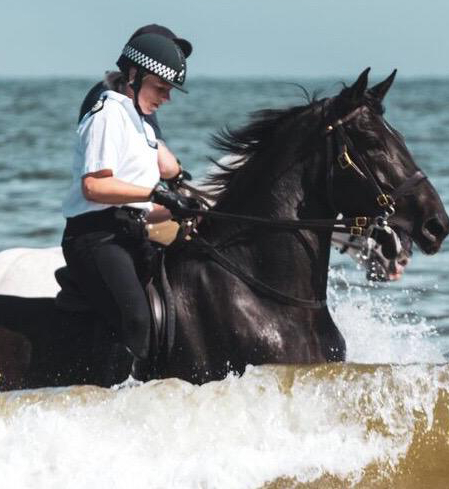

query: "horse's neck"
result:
(244, 228), (332, 302)
(199, 157), (333, 301)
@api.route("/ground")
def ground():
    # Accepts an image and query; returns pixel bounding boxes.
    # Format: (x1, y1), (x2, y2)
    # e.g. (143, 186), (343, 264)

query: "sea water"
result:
(0, 77), (449, 488)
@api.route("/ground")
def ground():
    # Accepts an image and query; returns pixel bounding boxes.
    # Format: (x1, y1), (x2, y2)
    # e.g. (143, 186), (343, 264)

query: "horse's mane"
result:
(205, 81), (389, 204)
(207, 95), (327, 200)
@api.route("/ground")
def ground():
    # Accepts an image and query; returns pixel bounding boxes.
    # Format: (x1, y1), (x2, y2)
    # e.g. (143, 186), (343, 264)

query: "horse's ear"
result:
(367, 69), (397, 102)
(345, 67), (370, 102)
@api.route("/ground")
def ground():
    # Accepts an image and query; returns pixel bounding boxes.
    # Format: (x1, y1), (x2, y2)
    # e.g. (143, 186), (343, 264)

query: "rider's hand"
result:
(150, 186), (200, 219)
(163, 162), (193, 190)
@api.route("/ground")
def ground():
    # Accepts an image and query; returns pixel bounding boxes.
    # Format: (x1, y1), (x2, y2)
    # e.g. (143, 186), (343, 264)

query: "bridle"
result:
(180, 103), (427, 240)
(174, 102), (428, 308)
(323, 104), (427, 238)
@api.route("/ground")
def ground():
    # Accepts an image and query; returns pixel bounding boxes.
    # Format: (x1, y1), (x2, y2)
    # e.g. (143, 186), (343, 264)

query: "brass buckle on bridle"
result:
(350, 216), (368, 236)
(337, 148), (367, 179)
(377, 194), (396, 217)
(350, 226), (363, 236)
(377, 193), (394, 208)
(355, 216), (368, 227)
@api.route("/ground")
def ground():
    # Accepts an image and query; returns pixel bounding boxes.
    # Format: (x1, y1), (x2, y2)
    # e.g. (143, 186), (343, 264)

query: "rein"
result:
(177, 203), (374, 235)
(182, 105), (426, 237)
(191, 236), (327, 309)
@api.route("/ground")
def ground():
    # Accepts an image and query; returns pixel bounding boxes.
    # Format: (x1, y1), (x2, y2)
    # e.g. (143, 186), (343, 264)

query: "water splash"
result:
(1, 364), (448, 489)
(328, 267), (445, 364)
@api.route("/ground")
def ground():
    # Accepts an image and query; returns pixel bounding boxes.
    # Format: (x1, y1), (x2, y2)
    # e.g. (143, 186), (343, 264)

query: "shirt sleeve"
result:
(77, 103), (125, 176)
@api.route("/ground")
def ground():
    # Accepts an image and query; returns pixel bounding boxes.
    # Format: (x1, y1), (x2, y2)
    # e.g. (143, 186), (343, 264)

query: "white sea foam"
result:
(1, 363), (448, 489)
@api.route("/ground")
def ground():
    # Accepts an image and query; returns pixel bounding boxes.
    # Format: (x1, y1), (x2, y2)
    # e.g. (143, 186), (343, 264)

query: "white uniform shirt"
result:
(62, 90), (159, 218)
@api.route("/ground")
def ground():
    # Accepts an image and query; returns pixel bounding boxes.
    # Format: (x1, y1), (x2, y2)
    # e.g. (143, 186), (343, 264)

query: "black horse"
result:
(1, 69), (448, 390)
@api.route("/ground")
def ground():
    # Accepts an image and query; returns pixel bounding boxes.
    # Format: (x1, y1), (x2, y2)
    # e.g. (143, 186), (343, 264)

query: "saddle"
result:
(54, 251), (176, 364)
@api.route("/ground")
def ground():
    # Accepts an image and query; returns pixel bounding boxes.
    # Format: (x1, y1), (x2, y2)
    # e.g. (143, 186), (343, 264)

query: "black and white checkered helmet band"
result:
(122, 45), (185, 83)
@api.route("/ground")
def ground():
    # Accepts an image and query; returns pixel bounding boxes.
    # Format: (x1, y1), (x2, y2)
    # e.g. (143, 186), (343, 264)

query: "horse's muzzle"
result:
(417, 213), (449, 254)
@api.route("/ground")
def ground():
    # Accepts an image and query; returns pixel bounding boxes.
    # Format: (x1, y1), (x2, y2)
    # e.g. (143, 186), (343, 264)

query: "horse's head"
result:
(325, 68), (449, 255)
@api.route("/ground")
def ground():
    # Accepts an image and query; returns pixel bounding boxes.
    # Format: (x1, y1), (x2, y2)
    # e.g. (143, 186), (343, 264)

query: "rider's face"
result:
(139, 74), (172, 114)
(129, 70), (173, 114)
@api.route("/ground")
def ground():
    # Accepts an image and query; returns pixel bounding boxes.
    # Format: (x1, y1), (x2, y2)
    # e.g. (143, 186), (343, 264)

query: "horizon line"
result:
(1, 73), (449, 81)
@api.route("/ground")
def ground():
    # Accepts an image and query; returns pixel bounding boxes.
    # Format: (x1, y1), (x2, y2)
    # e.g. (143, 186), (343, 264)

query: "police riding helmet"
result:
(129, 24), (192, 58)
(117, 33), (188, 97)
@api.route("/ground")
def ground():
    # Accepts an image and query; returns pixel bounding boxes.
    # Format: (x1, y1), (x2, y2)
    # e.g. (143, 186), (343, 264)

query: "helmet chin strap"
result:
(129, 68), (145, 115)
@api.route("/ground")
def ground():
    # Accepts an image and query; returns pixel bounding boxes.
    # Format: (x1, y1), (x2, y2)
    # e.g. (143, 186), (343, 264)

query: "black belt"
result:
(65, 206), (146, 238)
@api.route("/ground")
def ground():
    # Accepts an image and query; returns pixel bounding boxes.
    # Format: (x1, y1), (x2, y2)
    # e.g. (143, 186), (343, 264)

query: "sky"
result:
(1, 0), (449, 79)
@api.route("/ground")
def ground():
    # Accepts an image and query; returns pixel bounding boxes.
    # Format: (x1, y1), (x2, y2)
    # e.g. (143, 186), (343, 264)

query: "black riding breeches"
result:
(61, 208), (157, 360)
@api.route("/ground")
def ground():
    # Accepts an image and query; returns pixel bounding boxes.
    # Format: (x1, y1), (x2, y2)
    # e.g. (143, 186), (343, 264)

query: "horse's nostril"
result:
(398, 255), (409, 267)
(422, 217), (445, 241)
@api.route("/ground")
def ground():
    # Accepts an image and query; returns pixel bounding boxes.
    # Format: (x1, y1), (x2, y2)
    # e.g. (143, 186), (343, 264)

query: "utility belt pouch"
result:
(114, 207), (147, 240)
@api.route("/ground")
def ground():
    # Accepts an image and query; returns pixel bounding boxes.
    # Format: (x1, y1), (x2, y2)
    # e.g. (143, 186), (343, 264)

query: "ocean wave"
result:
(0, 364), (448, 489)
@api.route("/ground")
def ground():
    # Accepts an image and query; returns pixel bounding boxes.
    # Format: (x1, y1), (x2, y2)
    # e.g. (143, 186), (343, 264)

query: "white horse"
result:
(0, 247), (64, 298)
(0, 220), (182, 298)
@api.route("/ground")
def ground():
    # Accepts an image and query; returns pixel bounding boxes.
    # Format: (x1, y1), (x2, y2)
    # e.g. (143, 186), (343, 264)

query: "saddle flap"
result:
(144, 251), (176, 365)
(145, 281), (165, 358)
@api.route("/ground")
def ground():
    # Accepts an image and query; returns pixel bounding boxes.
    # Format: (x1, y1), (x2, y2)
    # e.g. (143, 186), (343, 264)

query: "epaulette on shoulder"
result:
(90, 97), (105, 115)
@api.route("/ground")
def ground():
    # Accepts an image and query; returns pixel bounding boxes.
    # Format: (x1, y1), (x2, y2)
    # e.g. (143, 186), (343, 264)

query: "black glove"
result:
(163, 163), (193, 190)
(151, 187), (200, 219)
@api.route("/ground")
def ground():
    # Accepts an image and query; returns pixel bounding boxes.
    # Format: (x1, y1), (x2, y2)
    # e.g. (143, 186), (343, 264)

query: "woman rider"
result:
(78, 23), (193, 173)
(61, 33), (197, 381)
